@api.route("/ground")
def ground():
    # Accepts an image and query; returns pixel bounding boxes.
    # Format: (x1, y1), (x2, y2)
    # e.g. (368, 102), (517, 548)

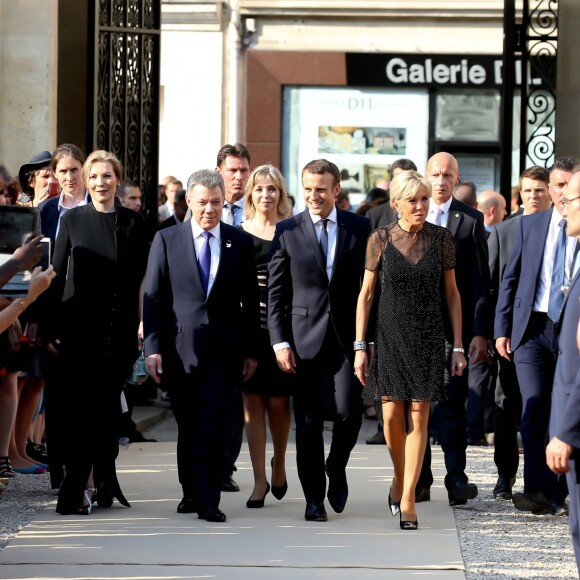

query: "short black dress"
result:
(363, 221), (455, 402)
(241, 233), (293, 396)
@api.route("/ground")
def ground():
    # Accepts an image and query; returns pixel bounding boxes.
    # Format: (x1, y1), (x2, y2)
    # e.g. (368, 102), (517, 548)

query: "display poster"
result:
(455, 156), (498, 193)
(282, 87), (429, 210)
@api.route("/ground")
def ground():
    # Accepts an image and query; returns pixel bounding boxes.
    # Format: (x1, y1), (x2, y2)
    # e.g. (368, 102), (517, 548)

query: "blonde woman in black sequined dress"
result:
(354, 170), (466, 530)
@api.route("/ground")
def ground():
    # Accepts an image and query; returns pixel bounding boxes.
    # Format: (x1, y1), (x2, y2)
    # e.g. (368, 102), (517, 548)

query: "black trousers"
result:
(418, 342), (469, 492)
(493, 356), (521, 481)
(169, 358), (240, 507)
(293, 332), (362, 502)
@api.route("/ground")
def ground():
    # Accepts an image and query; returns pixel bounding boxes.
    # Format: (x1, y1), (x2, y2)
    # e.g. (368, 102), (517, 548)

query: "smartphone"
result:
(40, 237), (51, 270)
(47, 181), (59, 198)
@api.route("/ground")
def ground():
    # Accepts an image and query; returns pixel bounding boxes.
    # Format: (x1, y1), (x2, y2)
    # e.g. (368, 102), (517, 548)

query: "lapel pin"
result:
(455, 213), (460, 218)
(226, 240), (232, 248)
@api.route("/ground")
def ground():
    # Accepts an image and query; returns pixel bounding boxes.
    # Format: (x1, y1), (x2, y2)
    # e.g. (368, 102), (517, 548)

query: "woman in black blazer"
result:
(47, 150), (148, 515)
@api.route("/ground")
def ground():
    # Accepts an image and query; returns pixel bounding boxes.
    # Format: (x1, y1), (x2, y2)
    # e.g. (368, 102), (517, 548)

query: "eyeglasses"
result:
(562, 195), (580, 208)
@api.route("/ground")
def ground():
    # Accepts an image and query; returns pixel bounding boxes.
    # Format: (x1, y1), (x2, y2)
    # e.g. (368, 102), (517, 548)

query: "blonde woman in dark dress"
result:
(240, 165), (293, 508)
(354, 170), (466, 530)
(48, 150), (148, 515)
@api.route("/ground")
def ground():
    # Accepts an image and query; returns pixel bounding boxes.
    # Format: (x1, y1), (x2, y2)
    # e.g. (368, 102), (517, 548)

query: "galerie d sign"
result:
(346, 54), (545, 89)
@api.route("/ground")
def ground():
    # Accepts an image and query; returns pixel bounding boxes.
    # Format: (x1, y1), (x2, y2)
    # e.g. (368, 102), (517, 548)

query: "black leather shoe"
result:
(305, 500), (327, 522)
(493, 476), (516, 500)
(448, 482), (478, 506)
(548, 502), (569, 517)
(415, 486), (431, 503)
(326, 465), (348, 513)
(221, 475), (240, 492)
(177, 497), (198, 514)
(366, 430), (386, 445)
(512, 491), (558, 515)
(197, 504), (226, 522)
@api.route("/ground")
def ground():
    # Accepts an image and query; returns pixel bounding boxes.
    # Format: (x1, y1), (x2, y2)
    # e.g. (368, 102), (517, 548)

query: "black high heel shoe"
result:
(270, 457), (288, 500)
(78, 487), (96, 515)
(399, 511), (418, 530)
(246, 483), (270, 508)
(388, 489), (400, 516)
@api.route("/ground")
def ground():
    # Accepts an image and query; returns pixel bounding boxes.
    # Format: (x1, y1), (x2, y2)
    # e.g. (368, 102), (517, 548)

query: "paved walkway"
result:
(0, 411), (465, 579)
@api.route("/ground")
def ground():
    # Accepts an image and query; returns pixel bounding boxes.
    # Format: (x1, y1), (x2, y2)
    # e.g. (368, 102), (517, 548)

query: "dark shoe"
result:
(399, 511), (418, 530)
(366, 430), (386, 445)
(305, 500), (327, 522)
(467, 437), (488, 446)
(128, 431), (157, 443)
(197, 504), (226, 522)
(415, 486), (431, 503)
(548, 502), (569, 517)
(26, 441), (49, 463)
(221, 474), (240, 492)
(493, 476), (516, 500)
(448, 482), (478, 506)
(388, 489), (400, 516)
(512, 491), (552, 515)
(177, 497), (198, 514)
(246, 483), (270, 508)
(326, 466), (348, 513)
(270, 457), (288, 500)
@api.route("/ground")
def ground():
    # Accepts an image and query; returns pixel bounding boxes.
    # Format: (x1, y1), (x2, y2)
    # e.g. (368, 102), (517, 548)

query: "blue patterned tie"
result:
(547, 219), (567, 322)
(198, 231), (212, 294)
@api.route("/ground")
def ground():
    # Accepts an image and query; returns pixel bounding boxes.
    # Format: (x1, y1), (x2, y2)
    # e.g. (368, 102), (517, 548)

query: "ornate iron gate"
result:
(89, 0), (160, 227)
(500, 0), (558, 197)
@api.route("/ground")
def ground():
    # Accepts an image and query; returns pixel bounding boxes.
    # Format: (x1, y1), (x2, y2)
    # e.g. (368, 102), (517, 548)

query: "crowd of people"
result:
(0, 142), (579, 572)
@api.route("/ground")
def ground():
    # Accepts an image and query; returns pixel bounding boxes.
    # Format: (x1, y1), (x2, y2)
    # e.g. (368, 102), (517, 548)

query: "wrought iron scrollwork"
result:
(522, 0), (558, 168)
(93, 0), (160, 227)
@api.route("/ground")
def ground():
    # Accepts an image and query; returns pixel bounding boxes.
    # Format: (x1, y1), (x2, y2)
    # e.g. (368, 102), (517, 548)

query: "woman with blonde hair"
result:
(240, 165), (294, 508)
(354, 170), (466, 530)
(47, 150), (148, 515)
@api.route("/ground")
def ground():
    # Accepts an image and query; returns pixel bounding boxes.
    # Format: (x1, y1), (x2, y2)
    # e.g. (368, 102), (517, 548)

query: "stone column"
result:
(0, 0), (58, 175)
(555, 0), (580, 159)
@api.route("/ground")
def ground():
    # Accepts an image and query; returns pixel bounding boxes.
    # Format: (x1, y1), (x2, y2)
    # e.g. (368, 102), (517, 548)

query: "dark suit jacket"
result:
(143, 221), (260, 374)
(366, 203), (397, 230)
(494, 208), (553, 349)
(158, 215), (179, 230)
(444, 198), (490, 342)
(39, 196), (60, 247)
(549, 271), (580, 449)
(268, 209), (371, 360)
(488, 215), (521, 307)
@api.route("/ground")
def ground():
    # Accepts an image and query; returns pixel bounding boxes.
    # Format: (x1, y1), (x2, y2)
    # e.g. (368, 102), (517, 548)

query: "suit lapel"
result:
(300, 211), (327, 274)
(560, 259), (580, 318)
(446, 200), (464, 238)
(177, 221), (204, 294)
(210, 223), (235, 299)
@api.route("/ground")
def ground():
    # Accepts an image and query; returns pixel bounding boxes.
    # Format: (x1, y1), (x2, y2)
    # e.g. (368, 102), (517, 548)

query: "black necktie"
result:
(319, 219), (329, 267)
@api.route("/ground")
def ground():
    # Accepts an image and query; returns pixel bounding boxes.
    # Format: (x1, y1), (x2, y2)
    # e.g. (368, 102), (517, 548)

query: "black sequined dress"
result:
(363, 221), (455, 402)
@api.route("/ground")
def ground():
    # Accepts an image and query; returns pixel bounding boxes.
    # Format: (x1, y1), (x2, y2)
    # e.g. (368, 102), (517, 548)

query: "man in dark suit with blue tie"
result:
(143, 169), (260, 522)
(488, 165), (551, 500)
(268, 159), (370, 521)
(416, 152), (491, 507)
(547, 167), (580, 571)
(495, 156), (578, 515)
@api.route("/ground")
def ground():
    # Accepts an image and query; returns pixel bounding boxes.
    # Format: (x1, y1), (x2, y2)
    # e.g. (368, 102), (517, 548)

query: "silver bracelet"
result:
(353, 340), (367, 351)
(452, 347), (465, 353)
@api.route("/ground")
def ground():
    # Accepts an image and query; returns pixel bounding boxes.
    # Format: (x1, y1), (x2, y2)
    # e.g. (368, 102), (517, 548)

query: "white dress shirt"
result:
(190, 220), (221, 295)
(310, 206), (338, 279)
(427, 197), (453, 228)
(533, 208), (577, 313)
